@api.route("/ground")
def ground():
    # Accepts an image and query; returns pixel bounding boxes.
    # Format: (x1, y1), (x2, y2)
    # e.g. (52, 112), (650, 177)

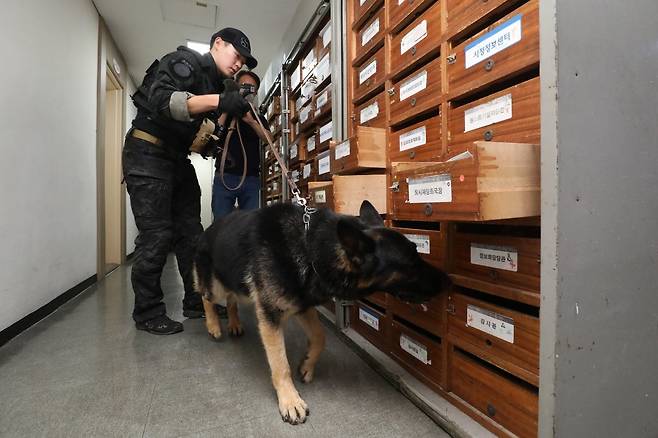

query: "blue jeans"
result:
(212, 173), (261, 220)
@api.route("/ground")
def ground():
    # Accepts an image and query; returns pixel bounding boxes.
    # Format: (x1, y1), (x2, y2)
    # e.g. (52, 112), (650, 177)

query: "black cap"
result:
(236, 70), (261, 89)
(210, 27), (257, 69)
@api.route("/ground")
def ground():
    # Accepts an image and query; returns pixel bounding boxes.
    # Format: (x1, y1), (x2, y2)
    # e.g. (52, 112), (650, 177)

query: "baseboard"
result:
(0, 274), (97, 348)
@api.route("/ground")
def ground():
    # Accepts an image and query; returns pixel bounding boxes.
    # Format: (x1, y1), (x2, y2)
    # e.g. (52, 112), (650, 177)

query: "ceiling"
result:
(92, 0), (303, 85)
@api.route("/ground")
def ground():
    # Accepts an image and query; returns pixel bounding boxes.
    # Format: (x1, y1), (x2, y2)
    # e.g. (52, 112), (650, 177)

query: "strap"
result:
(218, 118), (248, 191)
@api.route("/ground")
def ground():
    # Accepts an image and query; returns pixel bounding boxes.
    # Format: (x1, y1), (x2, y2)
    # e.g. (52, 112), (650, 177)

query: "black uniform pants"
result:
(122, 134), (203, 322)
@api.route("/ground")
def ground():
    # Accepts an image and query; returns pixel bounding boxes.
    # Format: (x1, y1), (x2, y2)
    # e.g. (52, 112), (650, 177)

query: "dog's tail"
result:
(193, 234), (214, 301)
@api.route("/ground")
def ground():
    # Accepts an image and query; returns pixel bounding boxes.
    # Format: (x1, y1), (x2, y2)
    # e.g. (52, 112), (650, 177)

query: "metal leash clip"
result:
(292, 189), (317, 231)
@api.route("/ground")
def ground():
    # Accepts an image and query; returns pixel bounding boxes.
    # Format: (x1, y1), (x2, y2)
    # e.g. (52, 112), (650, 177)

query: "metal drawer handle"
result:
(409, 150), (416, 159)
(411, 46), (417, 56)
(487, 403), (496, 417)
(447, 53), (457, 64)
(410, 97), (417, 106)
(365, 78), (371, 87)
(387, 87), (396, 96)
(390, 181), (400, 192)
(484, 130), (494, 141)
(484, 59), (495, 71)
(424, 203), (433, 216)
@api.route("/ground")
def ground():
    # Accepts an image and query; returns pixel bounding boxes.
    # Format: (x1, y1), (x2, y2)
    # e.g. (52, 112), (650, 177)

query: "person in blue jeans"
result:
(212, 70), (269, 218)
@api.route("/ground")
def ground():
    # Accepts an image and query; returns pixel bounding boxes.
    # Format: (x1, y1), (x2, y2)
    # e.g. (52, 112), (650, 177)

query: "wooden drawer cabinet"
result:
(354, 91), (387, 129)
(331, 126), (386, 174)
(389, 112), (442, 162)
(353, 47), (386, 103)
(308, 181), (334, 209)
(389, 320), (442, 390)
(315, 149), (332, 181)
(317, 120), (333, 152)
(313, 84), (332, 121)
(447, 0), (539, 99)
(351, 300), (388, 350)
(354, 8), (385, 66)
(389, 58), (441, 127)
(389, 296), (442, 337)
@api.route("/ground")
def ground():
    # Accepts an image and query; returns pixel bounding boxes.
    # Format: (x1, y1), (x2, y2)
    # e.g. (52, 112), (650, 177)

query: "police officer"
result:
(212, 70), (270, 218)
(123, 28), (257, 335)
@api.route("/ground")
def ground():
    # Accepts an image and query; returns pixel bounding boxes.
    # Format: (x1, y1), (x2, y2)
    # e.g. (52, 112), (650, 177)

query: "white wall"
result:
(191, 157), (216, 229)
(0, 0), (100, 331)
(124, 81), (138, 255)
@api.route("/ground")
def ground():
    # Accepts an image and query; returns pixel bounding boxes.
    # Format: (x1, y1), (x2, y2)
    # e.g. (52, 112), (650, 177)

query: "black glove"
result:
(218, 90), (250, 117)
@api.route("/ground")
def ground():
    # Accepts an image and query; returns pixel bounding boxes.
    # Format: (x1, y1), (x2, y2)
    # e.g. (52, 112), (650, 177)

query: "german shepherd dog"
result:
(193, 200), (451, 425)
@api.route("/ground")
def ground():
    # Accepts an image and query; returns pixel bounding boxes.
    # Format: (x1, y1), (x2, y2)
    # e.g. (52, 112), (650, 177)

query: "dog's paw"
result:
(278, 393), (309, 425)
(298, 358), (315, 384)
(206, 325), (222, 341)
(227, 322), (244, 337)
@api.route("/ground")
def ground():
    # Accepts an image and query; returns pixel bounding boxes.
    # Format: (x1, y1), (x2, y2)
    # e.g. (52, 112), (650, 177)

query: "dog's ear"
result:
(337, 218), (375, 265)
(359, 200), (384, 227)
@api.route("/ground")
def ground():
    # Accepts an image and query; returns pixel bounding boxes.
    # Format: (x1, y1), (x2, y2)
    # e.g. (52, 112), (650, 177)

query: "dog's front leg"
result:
(256, 303), (309, 425)
(295, 307), (326, 383)
(203, 297), (222, 340)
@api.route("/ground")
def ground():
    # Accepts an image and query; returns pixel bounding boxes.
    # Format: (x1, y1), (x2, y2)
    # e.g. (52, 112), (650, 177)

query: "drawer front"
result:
(389, 112), (442, 162)
(390, 320), (442, 388)
(445, 0), (519, 40)
(390, 1), (442, 79)
(315, 150), (332, 181)
(450, 347), (538, 438)
(365, 292), (387, 308)
(389, 295), (442, 337)
(300, 160), (315, 184)
(331, 127), (386, 174)
(314, 85), (333, 121)
(388, 0), (435, 34)
(354, 91), (387, 129)
(298, 103), (315, 133)
(353, 0), (382, 29)
(452, 229), (540, 295)
(309, 182), (334, 209)
(391, 225), (446, 269)
(304, 133), (318, 160)
(448, 292), (539, 381)
(448, 76), (540, 154)
(448, 0), (539, 99)
(317, 120), (333, 152)
(351, 301), (388, 350)
(317, 21), (332, 59)
(353, 47), (386, 103)
(355, 8), (385, 65)
(389, 58), (441, 126)
(289, 141), (301, 165)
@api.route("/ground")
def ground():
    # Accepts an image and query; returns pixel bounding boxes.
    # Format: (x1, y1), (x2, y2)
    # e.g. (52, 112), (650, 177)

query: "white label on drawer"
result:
(335, 140), (351, 160)
(400, 334), (430, 364)
(303, 163), (311, 179)
(470, 243), (518, 272)
(360, 101), (379, 124)
(399, 70), (427, 101)
(300, 106), (311, 124)
(319, 121), (333, 143)
(408, 174), (452, 203)
(464, 93), (513, 132)
(303, 50), (316, 71)
(290, 143), (298, 159)
(467, 304), (515, 343)
(359, 0), (367, 5)
(465, 14), (523, 69)
(399, 126), (427, 151)
(316, 54), (331, 80)
(401, 20), (428, 54)
(398, 0), (404, 4)
(322, 24), (332, 48)
(359, 308), (380, 331)
(307, 135), (316, 152)
(291, 65), (301, 90)
(317, 90), (329, 109)
(292, 169), (300, 182)
(361, 18), (380, 47)
(359, 59), (377, 85)
(404, 234), (431, 254)
(318, 154), (330, 175)
(314, 189), (327, 204)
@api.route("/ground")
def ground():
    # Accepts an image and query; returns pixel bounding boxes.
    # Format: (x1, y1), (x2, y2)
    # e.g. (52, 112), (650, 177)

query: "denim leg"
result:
(212, 173), (239, 220)
(237, 175), (261, 211)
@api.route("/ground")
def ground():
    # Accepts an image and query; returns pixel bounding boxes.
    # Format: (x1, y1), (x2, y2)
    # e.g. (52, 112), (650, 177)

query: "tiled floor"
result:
(0, 257), (449, 437)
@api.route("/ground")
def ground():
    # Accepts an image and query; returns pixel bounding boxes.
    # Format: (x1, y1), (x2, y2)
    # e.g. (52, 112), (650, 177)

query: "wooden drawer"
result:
(312, 51), (332, 90)
(389, 320), (442, 390)
(331, 126), (386, 174)
(308, 181), (334, 209)
(364, 292), (387, 309)
(449, 346), (538, 438)
(313, 84), (332, 121)
(266, 97), (281, 121)
(447, 291), (539, 385)
(445, 0), (521, 40)
(390, 1), (442, 80)
(289, 139), (302, 165)
(353, 46), (386, 103)
(354, 7), (385, 66)
(353, 0), (383, 33)
(354, 91), (387, 129)
(315, 150), (332, 182)
(390, 224), (446, 269)
(448, 76), (540, 155)
(316, 20), (332, 61)
(321, 297), (336, 314)
(351, 300), (388, 351)
(389, 58), (441, 127)
(301, 46), (317, 82)
(389, 296), (442, 337)
(300, 160), (315, 185)
(299, 103), (316, 133)
(452, 224), (540, 305)
(389, 112), (442, 163)
(317, 119), (333, 152)
(387, 0), (435, 35)
(333, 174), (387, 216)
(290, 62), (302, 92)
(389, 141), (540, 221)
(447, 0), (539, 99)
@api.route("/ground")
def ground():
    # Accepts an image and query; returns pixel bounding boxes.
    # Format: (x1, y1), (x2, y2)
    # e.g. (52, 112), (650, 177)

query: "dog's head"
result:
(336, 201), (451, 303)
